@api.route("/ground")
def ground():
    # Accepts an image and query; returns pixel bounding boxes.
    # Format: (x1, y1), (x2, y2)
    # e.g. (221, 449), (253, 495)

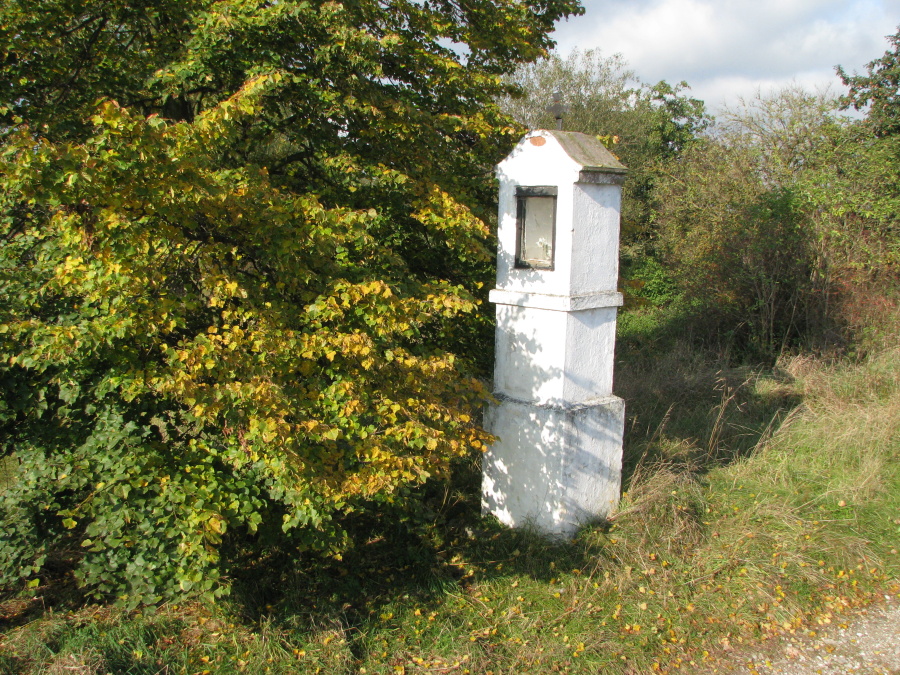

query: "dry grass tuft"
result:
(44, 650), (106, 675)
(613, 465), (707, 558)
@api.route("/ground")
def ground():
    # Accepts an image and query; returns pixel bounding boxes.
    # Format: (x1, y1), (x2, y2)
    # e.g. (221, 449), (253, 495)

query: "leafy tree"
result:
(0, 0), (581, 605)
(838, 27), (900, 137)
(498, 50), (640, 140)
(497, 49), (709, 168)
(648, 80), (711, 159)
(834, 30), (900, 315)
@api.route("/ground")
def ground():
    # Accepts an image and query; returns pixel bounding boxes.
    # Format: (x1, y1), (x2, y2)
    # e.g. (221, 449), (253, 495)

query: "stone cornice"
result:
(488, 289), (623, 312)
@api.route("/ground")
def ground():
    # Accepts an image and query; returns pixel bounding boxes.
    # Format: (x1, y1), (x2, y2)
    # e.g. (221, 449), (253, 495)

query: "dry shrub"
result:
(832, 273), (900, 354)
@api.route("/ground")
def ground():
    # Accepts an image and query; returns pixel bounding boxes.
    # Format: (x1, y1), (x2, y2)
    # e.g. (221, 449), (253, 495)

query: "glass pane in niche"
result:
(518, 195), (555, 268)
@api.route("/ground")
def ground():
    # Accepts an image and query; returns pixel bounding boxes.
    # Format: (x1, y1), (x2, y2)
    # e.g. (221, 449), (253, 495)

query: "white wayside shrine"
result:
(482, 130), (627, 537)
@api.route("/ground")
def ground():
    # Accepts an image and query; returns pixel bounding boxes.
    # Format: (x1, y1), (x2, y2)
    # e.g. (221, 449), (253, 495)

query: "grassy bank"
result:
(1, 331), (898, 674)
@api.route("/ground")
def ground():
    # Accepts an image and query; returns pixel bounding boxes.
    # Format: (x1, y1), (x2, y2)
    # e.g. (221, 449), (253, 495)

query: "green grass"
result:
(1, 329), (898, 674)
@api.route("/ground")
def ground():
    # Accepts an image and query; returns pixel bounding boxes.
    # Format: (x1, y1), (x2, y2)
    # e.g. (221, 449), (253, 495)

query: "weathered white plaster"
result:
(483, 130), (627, 536)
(482, 396), (624, 535)
(570, 183), (622, 294)
(492, 304), (618, 405)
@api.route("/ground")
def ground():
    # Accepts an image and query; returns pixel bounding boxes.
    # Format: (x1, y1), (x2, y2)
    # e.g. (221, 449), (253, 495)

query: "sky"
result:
(549, 0), (900, 114)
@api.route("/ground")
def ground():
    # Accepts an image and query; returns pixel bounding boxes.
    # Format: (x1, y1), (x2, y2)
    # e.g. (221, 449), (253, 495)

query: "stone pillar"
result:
(482, 130), (627, 537)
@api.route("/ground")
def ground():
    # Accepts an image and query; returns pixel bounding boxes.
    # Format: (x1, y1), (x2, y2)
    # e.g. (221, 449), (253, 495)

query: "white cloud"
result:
(550, 0), (900, 112)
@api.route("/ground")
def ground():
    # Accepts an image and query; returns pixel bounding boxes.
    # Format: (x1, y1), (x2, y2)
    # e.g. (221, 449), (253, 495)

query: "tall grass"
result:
(1, 338), (898, 674)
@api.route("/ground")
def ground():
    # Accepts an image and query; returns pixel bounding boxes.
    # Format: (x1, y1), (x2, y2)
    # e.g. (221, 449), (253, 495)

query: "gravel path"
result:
(716, 589), (900, 674)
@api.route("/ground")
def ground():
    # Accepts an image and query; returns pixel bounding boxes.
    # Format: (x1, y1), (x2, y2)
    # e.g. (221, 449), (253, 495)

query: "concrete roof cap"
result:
(544, 130), (627, 174)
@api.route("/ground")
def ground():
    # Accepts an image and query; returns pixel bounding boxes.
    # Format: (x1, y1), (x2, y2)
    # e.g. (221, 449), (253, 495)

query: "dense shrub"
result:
(0, 0), (580, 605)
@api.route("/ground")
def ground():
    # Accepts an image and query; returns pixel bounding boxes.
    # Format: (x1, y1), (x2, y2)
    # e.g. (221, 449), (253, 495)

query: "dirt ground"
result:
(708, 587), (900, 675)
